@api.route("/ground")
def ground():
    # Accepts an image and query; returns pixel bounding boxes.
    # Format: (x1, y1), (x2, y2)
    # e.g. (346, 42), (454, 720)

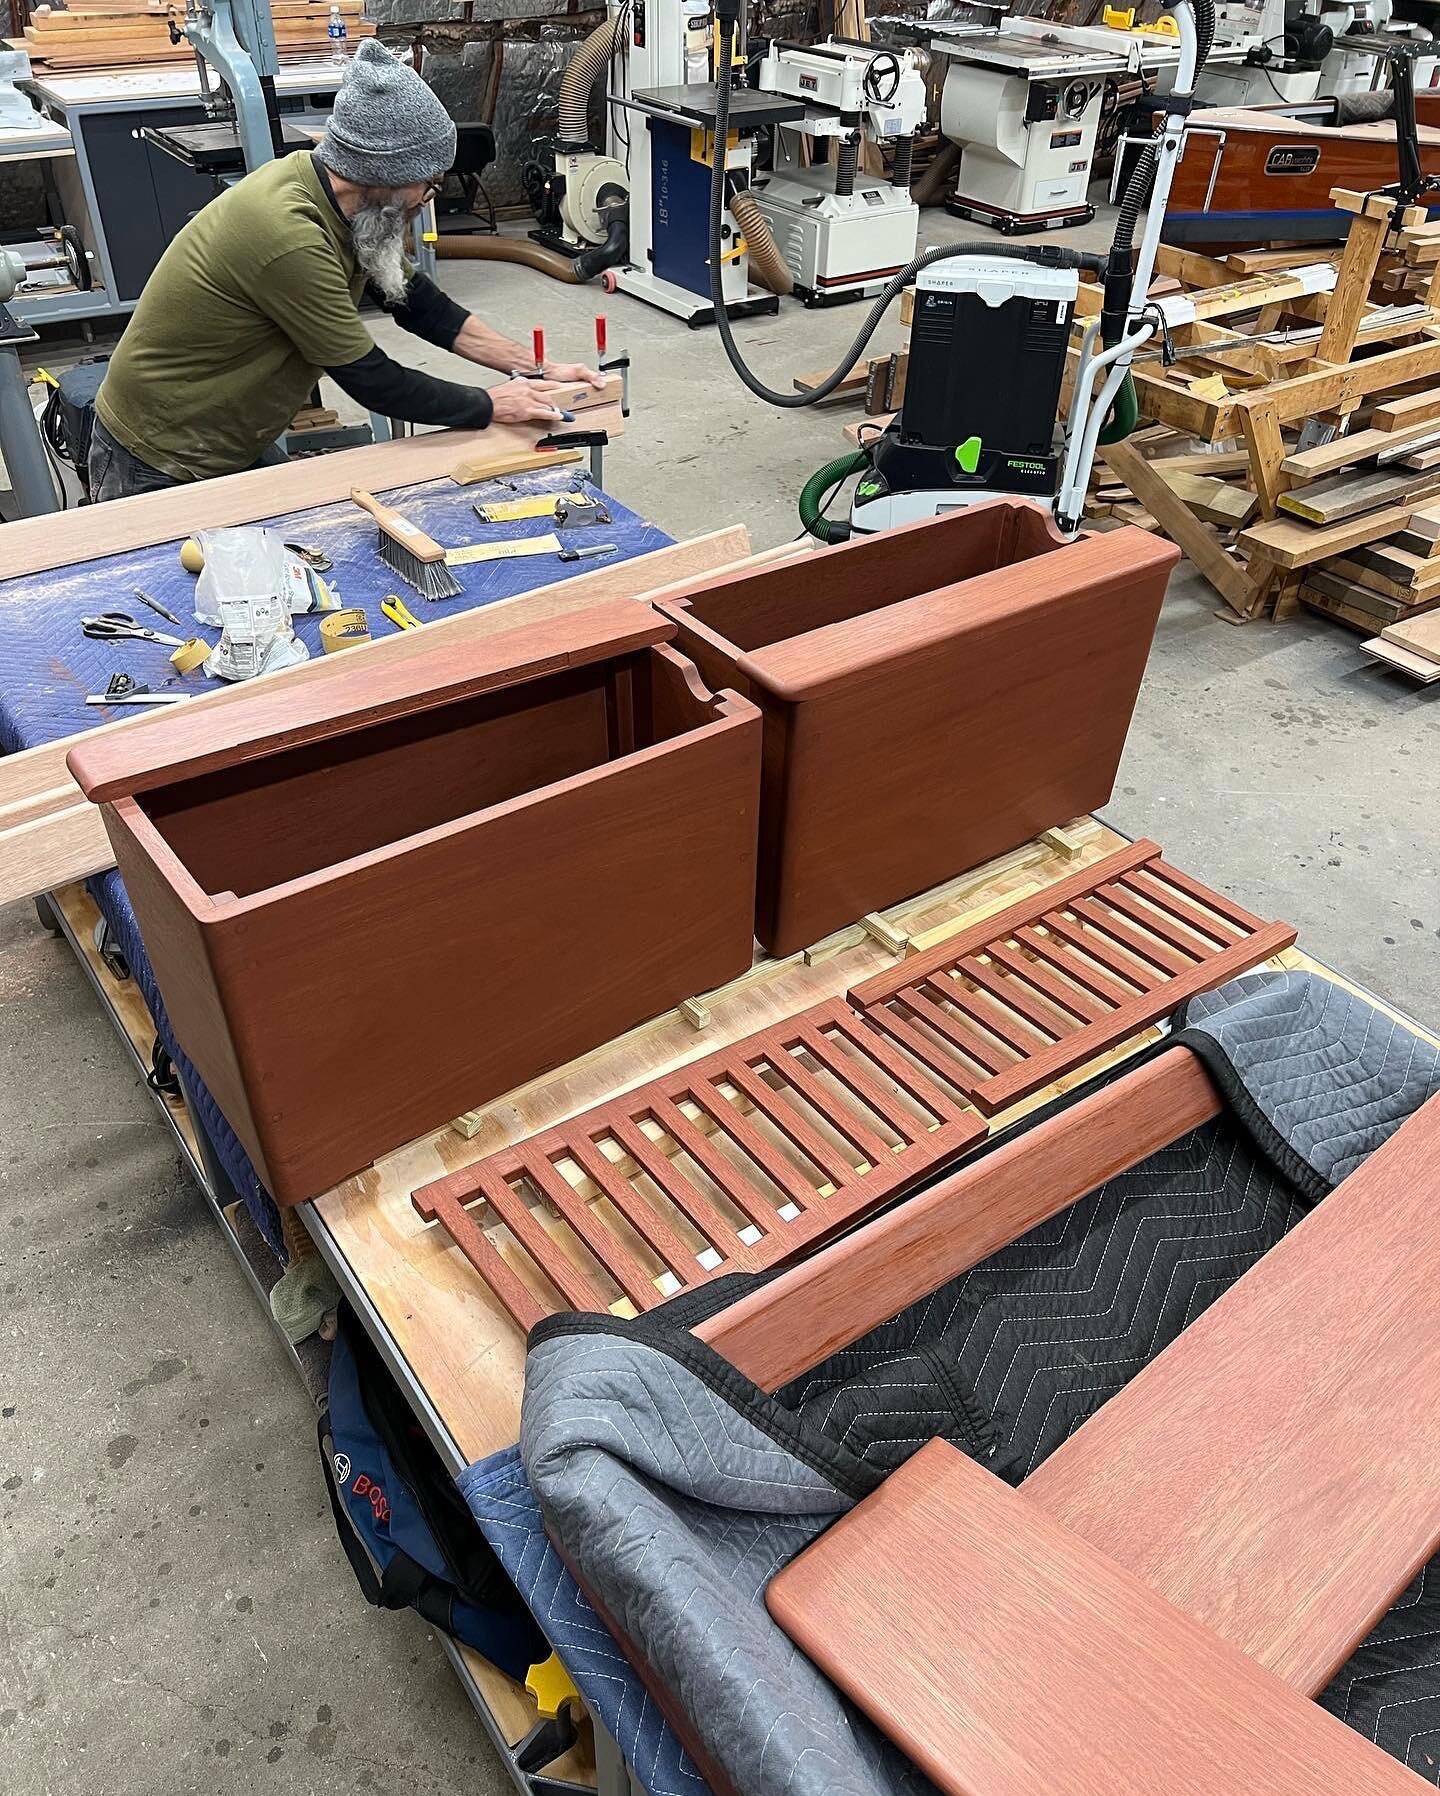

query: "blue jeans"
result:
(88, 417), (288, 503)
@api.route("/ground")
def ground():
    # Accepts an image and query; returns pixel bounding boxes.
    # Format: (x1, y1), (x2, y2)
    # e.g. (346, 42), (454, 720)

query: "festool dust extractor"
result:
(704, 0), (1212, 540)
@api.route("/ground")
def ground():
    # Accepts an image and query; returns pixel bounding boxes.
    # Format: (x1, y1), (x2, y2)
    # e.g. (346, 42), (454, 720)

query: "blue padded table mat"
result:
(0, 466), (670, 753)
(1, 466), (671, 1255)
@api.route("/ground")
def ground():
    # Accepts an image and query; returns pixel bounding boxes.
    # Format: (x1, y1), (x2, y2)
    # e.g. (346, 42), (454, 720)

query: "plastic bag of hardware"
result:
(195, 527), (311, 681)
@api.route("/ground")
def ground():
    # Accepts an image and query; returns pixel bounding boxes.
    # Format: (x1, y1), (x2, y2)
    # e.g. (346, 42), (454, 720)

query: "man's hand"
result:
(541, 360), (606, 390)
(487, 377), (581, 426)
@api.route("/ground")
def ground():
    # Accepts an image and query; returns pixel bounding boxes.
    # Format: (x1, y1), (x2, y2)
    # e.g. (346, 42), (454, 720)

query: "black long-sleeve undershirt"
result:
(368, 271), (471, 352)
(327, 344), (494, 429)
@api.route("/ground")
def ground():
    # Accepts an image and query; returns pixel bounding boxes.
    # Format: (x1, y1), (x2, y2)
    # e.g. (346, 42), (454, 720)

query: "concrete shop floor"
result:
(3, 208), (1439, 1796)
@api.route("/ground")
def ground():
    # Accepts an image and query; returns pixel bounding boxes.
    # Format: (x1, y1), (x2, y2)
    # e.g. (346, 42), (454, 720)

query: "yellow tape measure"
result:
(320, 607), (371, 652)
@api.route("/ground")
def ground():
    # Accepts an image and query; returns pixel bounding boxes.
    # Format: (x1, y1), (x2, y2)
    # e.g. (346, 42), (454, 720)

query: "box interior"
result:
(138, 647), (715, 900)
(681, 504), (1067, 653)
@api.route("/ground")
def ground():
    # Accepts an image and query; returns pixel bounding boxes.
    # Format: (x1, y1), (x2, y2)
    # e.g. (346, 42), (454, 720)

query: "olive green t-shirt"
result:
(95, 152), (374, 481)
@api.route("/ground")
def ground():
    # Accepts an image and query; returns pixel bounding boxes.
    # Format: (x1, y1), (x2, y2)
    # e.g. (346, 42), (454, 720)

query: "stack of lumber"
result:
(14, 1), (372, 69)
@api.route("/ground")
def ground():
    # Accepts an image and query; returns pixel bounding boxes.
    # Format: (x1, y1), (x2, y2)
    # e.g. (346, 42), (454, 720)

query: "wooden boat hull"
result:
(1162, 102), (1440, 245)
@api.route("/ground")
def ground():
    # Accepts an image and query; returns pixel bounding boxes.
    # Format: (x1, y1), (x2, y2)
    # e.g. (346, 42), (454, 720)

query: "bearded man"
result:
(89, 40), (600, 501)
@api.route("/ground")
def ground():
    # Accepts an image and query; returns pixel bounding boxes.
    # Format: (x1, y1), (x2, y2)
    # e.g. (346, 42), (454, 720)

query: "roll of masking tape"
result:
(320, 607), (371, 653)
(169, 637), (209, 675)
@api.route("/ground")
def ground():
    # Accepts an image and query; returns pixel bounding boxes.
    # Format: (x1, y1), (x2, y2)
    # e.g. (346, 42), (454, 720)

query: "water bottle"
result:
(328, 4), (347, 62)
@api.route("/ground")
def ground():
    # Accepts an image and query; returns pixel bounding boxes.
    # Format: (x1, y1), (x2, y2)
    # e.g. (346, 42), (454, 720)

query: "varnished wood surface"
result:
(1024, 1088), (1440, 1695)
(413, 995), (988, 1329)
(67, 600), (672, 804)
(311, 819), (1126, 1461)
(767, 1439), (1431, 1796)
(697, 1048), (1222, 1392)
(0, 407), (625, 581)
(849, 839), (1297, 1114)
(94, 638), (762, 1207)
(658, 504), (1177, 953)
(0, 528), (754, 908)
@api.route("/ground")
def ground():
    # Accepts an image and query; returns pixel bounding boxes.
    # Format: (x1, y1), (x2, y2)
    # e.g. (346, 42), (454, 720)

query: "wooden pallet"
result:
(413, 996), (987, 1331)
(846, 840), (1297, 1116)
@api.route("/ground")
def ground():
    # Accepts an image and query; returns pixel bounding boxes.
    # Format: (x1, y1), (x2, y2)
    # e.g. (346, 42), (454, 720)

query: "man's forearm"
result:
(452, 314), (537, 375)
(329, 346), (494, 430)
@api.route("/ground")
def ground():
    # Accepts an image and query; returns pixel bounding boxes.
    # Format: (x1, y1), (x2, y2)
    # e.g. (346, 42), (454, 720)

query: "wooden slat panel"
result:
(804, 1003), (978, 1135)
(414, 992), (989, 1328)
(413, 1181), (548, 1336)
(681, 1077), (832, 1207)
(932, 970), (1053, 1054)
(848, 840), (1160, 1009)
(561, 1133), (707, 1284)
(1069, 895), (1197, 978)
(603, 1114), (758, 1268)
(756, 1043), (894, 1168)
(1013, 924), (1136, 1008)
(644, 1091), (783, 1230)
(1042, 911), (1161, 993)
(846, 849), (1296, 1119)
(471, 1169), (611, 1314)
(958, 954), (1073, 1041)
(894, 985), (1014, 1076)
(722, 1060), (861, 1191)
(516, 1148), (661, 1310)
(985, 940), (1107, 1023)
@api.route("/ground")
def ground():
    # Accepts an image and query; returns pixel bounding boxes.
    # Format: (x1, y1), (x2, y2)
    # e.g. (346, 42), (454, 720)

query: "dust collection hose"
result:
(557, 15), (623, 148)
(437, 233), (585, 284)
(800, 450), (868, 542)
(729, 189), (793, 296)
(707, 10), (1105, 409)
(707, 1), (1213, 428)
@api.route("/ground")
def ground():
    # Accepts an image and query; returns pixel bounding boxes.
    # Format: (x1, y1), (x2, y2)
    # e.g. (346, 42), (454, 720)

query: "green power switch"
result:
(955, 437), (982, 475)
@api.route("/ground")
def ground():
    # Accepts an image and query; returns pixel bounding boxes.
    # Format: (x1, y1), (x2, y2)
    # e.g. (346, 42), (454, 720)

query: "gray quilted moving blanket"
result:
(519, 971), (1440, 1796)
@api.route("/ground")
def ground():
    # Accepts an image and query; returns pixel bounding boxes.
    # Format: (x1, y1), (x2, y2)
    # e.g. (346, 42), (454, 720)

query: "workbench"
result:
(6, 463), (1430, 1795)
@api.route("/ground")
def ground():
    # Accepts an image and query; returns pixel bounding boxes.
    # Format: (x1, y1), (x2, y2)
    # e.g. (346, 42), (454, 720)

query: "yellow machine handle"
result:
(526, 1653), (580, 1720)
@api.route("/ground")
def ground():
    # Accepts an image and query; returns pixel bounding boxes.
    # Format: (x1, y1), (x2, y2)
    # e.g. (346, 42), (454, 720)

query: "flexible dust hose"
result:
(557, 15), (623, 148)
(729, 190), (793, 296)
(572, 209), (629, 282)
(707, 15), (1105, 409)
(437, 233), (584, 283)
(800, 450), (868, 541)
(910, 140), (960, 207)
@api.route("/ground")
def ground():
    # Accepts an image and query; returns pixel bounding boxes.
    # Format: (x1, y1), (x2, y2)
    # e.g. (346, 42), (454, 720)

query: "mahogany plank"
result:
(1025, 1090), (1440, 1695)
(655, 503), (1177, 954)
(697, 1048), (1222, 1391)
(767, 1439), (1430, 1796)
(76, 625), (763, 1206)
(415, 995), (987, 1328)
(0, 407), (625, 580)
(849, 842), (1296, 1116)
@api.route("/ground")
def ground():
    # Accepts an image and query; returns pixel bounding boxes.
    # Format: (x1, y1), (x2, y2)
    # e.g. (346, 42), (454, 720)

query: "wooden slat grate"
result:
(846, 840), (1297, 1116)
(413, 998), (987, 1331)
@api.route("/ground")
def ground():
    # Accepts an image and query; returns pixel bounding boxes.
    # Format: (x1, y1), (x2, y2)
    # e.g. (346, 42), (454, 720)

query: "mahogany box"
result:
(67, 601), (762, 1206)
(654, 503), (1179, 956)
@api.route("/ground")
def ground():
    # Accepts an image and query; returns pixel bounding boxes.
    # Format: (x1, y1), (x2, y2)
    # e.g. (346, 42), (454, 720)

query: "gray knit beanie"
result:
(318, 41), (456, 188)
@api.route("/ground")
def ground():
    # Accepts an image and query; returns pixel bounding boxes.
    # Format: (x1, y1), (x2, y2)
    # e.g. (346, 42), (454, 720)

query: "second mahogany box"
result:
(68, 601), (762, 1206)
(654, 503), (1179, 956)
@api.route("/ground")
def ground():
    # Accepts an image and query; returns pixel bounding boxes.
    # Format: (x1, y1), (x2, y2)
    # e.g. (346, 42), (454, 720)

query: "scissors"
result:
(81, 611), (189, 648)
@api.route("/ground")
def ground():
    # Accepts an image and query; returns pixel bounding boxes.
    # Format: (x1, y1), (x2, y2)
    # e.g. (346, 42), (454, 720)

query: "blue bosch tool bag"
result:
(320, 1304), (546, 1680)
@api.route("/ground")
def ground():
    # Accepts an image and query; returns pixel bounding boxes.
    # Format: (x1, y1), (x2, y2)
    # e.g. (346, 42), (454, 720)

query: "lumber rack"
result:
(1060, 187), (1440, 645)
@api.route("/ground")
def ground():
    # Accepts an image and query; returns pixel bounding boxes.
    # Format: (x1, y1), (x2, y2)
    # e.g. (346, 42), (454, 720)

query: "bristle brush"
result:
(349, 487), (461, 601)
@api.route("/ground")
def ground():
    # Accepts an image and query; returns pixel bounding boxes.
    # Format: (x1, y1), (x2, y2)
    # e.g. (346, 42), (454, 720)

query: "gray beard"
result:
(350, 199), (410, 303)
